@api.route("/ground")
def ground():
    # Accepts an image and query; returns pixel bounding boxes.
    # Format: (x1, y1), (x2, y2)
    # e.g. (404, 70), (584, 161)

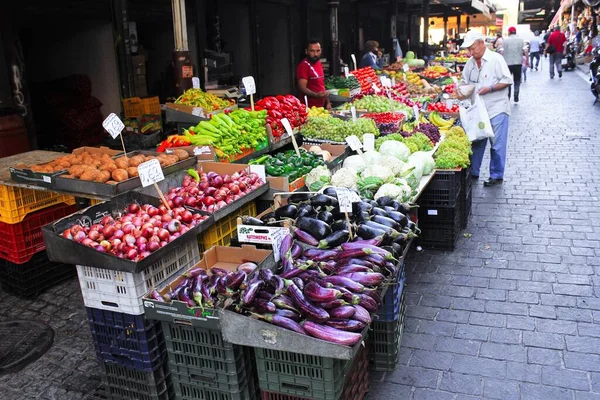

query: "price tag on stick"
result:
(346, 135), (363, 154)
(242, 76), (256, 111)
(103, 113), (128, 159)
(138, 159), (170, 210)
(413, 105), (420, 122)
(344, 66), (349, 77)
(192, 77), (200, 89)
(304, 95), (309, 111)
(281, 118), (301, 157)
(337, 188), (358, 240)
(351, 54), (357, 71)
(271, 228), (287, 262)
(363, 134), (375, 152)
(350, 106), (357, 121)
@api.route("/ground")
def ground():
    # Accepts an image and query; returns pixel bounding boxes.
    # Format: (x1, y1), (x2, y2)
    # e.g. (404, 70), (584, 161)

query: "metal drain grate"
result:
(0, 320), (54, 374)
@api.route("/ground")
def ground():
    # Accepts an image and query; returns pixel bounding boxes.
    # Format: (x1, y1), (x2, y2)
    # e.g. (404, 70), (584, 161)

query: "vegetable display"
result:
(375, 133), (434, 154)
(166, 169), (265, 212)
(175, 88), (234, 111)
(61, 203), (209, 261)
(250, 149), (325, 182)
(362, 112), (405, 135)
(301, 117), (378, 143)
(434, 126), (472, 169)
(180, 109), (268, 160)
(340, 96), (412, 114)
(255, 95), (308, 138)
(325, 76), (360, 91)
(350, 67), (381, 92)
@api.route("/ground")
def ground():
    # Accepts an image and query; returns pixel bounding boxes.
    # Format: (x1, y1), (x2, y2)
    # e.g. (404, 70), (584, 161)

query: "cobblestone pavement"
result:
(369, 65), (600, 398)
(0, 65), (598, 400)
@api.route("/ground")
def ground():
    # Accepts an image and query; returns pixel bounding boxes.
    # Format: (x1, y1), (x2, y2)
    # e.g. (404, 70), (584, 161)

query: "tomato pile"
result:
(443, 84), (456, 94)
(363, 112), (405, 135)
(427, 102), (459, 113)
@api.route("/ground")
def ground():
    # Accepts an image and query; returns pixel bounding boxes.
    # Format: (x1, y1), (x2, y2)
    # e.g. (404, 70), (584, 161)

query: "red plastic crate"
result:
(0, 203), (77, 264)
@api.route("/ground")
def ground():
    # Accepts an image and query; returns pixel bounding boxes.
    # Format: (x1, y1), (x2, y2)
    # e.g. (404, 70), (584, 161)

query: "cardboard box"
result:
(266, 175), (306, 192)
(124, 114), (162, 134)
(164, 145), (216, 161)
(166, 102), (236, 119)
(142, 245), (273, 329)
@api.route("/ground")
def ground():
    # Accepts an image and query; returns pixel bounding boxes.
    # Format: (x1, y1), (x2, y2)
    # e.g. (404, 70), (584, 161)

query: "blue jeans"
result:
(470, 113), (510, 180)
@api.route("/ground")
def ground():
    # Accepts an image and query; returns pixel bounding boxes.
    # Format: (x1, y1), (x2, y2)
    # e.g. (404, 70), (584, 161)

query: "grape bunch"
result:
(301, 116), (378, 142)
(414, 123), (441, 144)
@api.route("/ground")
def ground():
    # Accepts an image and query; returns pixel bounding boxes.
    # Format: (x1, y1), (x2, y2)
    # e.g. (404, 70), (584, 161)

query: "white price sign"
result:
(271, 228), (287, 262)
(344, 66), (349, 77)
(242, 76), (256, 95)
(345, 135), (363, 153)
(336, 188), (361, 213)
(102, 113), (125, 139)
(280, 118), (294, 136)
(413, 105), (420, 121)
(372, 83), (381, 93)
(363, 134), (375, 152)
(403, 64), (410, 72)
(192, 107), (204, 117)
(391, 77), (396, 86)
(193, 146), (211, 155)
(445, 99), (454, 109)
(192, 77), (200, 89)
(137, 159), (165, 187)
(350, 106), (357, 121)
(351, 54), (357, 70)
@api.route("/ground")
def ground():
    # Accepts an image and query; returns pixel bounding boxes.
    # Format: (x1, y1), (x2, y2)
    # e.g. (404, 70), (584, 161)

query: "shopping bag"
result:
(459, 94), (494, 142)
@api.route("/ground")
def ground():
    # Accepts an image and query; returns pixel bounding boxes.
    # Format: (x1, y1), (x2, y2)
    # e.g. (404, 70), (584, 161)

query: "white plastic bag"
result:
(459, 95), (494, 142)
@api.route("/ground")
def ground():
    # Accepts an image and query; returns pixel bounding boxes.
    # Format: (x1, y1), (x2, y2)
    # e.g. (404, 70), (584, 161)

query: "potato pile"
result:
(18, 149), (190, 184)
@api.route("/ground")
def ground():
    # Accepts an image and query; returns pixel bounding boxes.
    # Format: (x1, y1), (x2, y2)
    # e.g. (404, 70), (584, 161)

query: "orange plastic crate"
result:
(198, 201), (257, 252)
(123, 97), (161, 118)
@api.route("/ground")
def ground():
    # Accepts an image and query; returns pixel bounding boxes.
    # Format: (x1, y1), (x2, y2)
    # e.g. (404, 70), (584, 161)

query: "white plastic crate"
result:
(76, 240), (200, 315)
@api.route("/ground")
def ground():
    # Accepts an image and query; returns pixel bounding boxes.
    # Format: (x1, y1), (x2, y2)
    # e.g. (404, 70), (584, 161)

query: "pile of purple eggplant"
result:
(243, 187), (419, 255)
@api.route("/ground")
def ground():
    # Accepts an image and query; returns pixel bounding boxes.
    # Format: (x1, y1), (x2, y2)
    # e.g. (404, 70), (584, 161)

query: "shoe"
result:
(514, 94), (519, 102)
(471, 175), (479, 180)
(535, 67), (538, 71)
(559, 71), (562, 78)
(550, 76), (554, 79)
(483, 178), (503, 187)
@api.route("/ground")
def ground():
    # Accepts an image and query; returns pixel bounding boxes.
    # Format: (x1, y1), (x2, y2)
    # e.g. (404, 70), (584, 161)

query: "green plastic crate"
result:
(254, 348), (352, 400)
(370, 293), (406, 372)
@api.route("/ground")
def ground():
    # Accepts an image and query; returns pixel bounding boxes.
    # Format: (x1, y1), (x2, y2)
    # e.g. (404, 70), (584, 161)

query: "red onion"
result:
(158, 229), (170, 241)
(127, 249), (138, 260)
(167, 220), (181, 233)
(123, 234), (136, 246)
(129, 203), (140, 213)
(141, 227), (154, 239)
(203, 196), (215, 206)
(74, 231), (86, 243)
(95, 245), (106, 253)
(148, 241), (160, 252)
(132, 217), (143, 227)
(103, 225), (116, 238)
(207, 171), (218, 179)
(185, 197), (197, 207)
(100, 240), (111, 251)
(101, 216), (115, 225)
(181, 211), (193, 223)
(160, 241), (168, 248)
(139, 251), (151, 259)
(205, 187), (217, 196)
(138, 243), (147, 253)
(122, 223), (134, 234)
(132, 228), (142, 239)
(113, 229), (124, 239)
(62, 228), (73, 240)
(82, 238), (94, 246)
(136, 236), (148, 247)
(173, 196), (184, 207)
(147, 206), (159, 217)
(88, 230), (100, 241)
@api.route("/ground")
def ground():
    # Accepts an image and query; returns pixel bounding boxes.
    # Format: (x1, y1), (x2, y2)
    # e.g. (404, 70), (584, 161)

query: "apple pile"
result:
(166, 170), (265, 212)
(61, 203), (209, 261)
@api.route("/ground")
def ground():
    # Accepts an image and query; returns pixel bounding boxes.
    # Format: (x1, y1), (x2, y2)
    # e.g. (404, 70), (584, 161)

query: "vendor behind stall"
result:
(296, 38), (330, 109)
(359, 40), (384, 70)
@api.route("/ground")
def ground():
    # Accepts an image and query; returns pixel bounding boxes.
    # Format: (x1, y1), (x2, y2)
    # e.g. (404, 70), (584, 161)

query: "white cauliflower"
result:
(342, 155), (366, 173)
(377, 155), (405, 176)
(374, 182), (412, 202)
(305, 166), (331, 192)
(331, 167), (358, 189)
(361, 165), (394, 183)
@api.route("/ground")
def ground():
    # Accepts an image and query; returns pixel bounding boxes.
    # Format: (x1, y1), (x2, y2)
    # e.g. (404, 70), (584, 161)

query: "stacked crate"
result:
(0, 185), (77, 297)
(417, 170), (464, 251)
(77, 240), (200, 400)
(460, 167), (473, 229)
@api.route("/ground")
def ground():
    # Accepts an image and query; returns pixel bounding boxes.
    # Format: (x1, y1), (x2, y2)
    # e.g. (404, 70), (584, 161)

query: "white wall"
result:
(26, 21), (121, 116)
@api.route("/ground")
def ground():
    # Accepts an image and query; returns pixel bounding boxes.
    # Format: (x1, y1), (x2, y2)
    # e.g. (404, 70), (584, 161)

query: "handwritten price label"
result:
(242, 76), (256, 95)
(192, 77), (200, 89)
(372, 83), (381, 93)
(271, 228), (287, 262)
(363, 134), (375, 152)
(344, 66), (349, 77)
(103, 113), (125, 139)
(350, 106), (357, 121)
(336, 188), (361, 213)
(413, 105), (420, 121)
(138, 159), (165, 187)
(403, 64), (410, 72)
(345, 135), (363, 152)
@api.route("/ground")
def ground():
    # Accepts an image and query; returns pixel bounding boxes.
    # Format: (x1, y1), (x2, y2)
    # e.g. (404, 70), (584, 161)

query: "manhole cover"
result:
(0, 320), (54, 374)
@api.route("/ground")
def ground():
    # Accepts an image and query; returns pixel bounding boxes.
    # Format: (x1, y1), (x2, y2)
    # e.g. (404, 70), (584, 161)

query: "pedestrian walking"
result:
(545, 26), (567, 79)
(522, 46), (530, 82)
(503, 27), (524, 102)
(529, 31), (541, 70)
(493, 32), (504, 54)
(460, 30), (513, 187)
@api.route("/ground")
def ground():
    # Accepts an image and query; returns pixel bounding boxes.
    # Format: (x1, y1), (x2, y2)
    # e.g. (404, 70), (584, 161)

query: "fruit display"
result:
(443, 83), (456, 94)
(340, 95), (413, 114)
(362, 112), (405, 135)
(179, 109), (268, 159)
(60, 202), (209, 261)
(405, 71), (423, 87)
(167, 169), (265, 213)
(402, 51), (426, 68)
(301, 117), (378, 143)
(351, 67), (382, 92)
(419, 65), (450, 80)
(427, 102), (459, 113)
(250, 149), (326, 181)
(307, 106), (331, 119)
(175, 88), (235, 111)
(407, 80), (443, 96)
(255, 95), (308, 138)
(325, 76), (360, 91)
(60, 152), (189, 183)
(434, 51), (470, 64)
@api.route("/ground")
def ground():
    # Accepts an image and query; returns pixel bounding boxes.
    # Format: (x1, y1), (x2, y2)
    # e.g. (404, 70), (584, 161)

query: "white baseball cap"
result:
(461, 31), (485, 48)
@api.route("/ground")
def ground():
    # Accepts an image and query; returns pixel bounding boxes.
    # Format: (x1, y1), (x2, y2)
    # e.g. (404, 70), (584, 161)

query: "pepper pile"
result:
(325, 76), (360, 90)
(175, 88), (234, 111)
(362, 112), (406, 135)
(157, 135), (192, 152)
(181, 109), (267, 159)
(427, 102), (459, 113)
(255, 95), (308, 138)
(250, 149), (325, 181)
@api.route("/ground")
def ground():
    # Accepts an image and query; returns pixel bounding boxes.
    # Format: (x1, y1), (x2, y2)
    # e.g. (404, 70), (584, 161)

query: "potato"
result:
(30, 165), (45, 172)
(126, 167), (139, 177)
(69, 166), (85, 178)
(172, 149), (189, 160)
(106, 180), (118, 185)
(96, 170), (111, 183)
(99, 163), (117, 173)
(115, 157), (129, 169)
(80, 170), (98, 181)
(128, 155), (145, 167)
(111, 169), (129, 182)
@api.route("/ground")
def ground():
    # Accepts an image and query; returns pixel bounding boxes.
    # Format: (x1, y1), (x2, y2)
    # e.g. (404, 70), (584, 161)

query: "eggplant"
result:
(364, 253), (386, 267)
(310, 194), (339, 208)
(304, 282), (343, 303)
(291, 277), (304, 290)
(317, 211), (334, 225)
(328, 305), (356, 319)
(320, 260), (337, 275)
(370, 207), (389, 217)
(280, 234), (294, 261)
(275, 204), (298, 219)
(326, 319), (366, 332)
(352, 305), (372, 324)
(357, 224), (387, 240)
(323, 187), (338, 198)
(164, 278), (190, 302)
(287, 283), (330, 323)
(364, 220), (400, 236)
(241, 216), (264, 226)
(211, 267), (228, 277)
(371, 215), (401, 231)
(257, 290), (274, 300)
(274, 308), (302, 321)
(304, 248), (339, 261)
(259, 269), (274, 282)
(200, 282), (214, 307)
(206, 274), (220, 294)
(298, 269), (327, 281)
(296, 217), (332, 240)
(339, 272), (385, 287)
(291, 227), (319, 246)
(260, 212), (276, 223)
(270, 275), (285, 293)
(289, 193), (312, 203)
(354, 211), (370, 225)
(317, 230), (350, 249)
(341, 242), (393, 258)
(254, 298), (277, 313)
(184, 267), (208, 279)
(388, 200), (402, 211)
(149, 289), (164, 302)
(363, 287), (382, 304)
(252, 313), (306, 335)
(178, 287), (197, 308)
(272, 295), (299, 312)
(291, 243), (303, 259)
(226, 271), (247, 290)
(352, 201), (372, 215)
(337, 265), (372, 274)
(358, 294), (379, 312)
(216, 276), (234, 296)
(331, 220), (351, 232)
(376, 196), (394, 207)
(280, 264), (312, 279)
(320, 299), (349, 309)
(302, 321), (362, 346)
(296, 204), (316, 219)
(386, 210), (409, 228)
(241, 280), (264, 304)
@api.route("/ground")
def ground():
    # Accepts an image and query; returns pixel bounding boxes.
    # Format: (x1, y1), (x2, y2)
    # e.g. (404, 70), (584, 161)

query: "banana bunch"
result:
(308, 106), (331, 119)
(429, 111), (455, 129)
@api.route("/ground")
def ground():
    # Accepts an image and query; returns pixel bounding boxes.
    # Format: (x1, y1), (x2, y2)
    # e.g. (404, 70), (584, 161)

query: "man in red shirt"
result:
(296, 39), (330, 109)
(545, 26), (567, 79)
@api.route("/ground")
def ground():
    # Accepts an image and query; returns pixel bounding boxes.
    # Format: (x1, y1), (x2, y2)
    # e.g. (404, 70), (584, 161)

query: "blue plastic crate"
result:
(87, 307), (166, 371)
(375, 268), (406, 322)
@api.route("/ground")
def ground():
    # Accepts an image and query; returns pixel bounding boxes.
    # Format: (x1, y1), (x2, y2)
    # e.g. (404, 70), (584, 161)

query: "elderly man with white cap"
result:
(460, 30), (514, 187)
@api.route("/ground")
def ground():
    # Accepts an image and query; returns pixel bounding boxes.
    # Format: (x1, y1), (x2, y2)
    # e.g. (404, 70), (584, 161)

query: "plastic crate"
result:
(370, 293), (406, 372)
(0, 202), (77, 264)
(417, 202), (463, 251)
(123, 97), (161, 119)
(0, 251), (76, 298)
(417, 169), (463, 207)
(375, 268), (406, 322)
(0, 185), (75, 224)
(99, 358), (173, 400)
(87, 307), (166, 371)
(77, 240), (200, 314)
(462, 191), (472, 229)
(254, 348), (351, 400)
(198, 201), (257, 252)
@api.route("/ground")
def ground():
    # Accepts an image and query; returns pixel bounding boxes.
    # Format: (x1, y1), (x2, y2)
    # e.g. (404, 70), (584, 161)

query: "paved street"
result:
(0, 62), (599, 400)
(369, 64), (600, 399)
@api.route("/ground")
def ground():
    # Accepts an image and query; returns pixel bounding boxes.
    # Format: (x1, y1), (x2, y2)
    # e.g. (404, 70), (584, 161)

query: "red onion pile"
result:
(61, 203), (209, 261)
(167, 170), (264, 213)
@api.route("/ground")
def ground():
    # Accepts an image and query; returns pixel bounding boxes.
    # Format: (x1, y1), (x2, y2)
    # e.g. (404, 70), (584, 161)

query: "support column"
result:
(111, 0), (134, 98)
(457, 14), (461, 35)
(423, 0), (429, 59)
(443, 8), (448, 49)
(171, 0), (192, 95)
(193, 0), (207, 90)
(389, 0), (398, 61)
(329, 0), (340, 76)
(466, 15), (470, 31)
